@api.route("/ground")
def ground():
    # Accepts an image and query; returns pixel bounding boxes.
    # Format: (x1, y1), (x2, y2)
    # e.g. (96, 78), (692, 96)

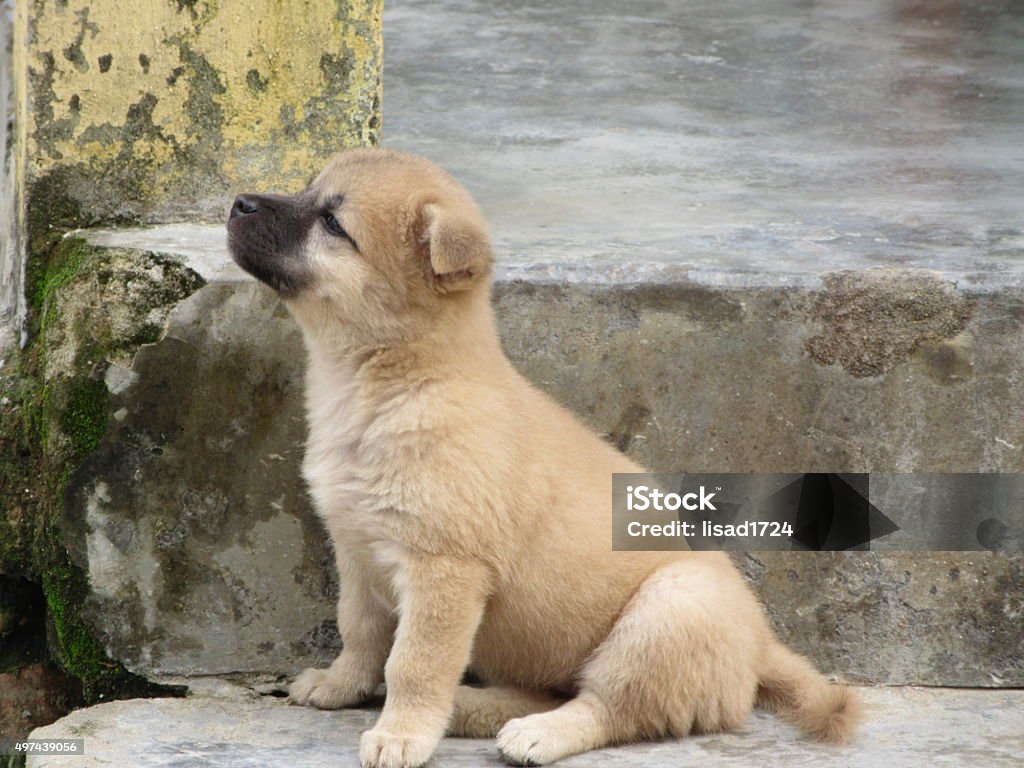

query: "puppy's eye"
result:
(322, 212), (349, 239)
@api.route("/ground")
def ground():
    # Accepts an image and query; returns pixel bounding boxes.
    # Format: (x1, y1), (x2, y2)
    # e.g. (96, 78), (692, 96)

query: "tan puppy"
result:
(227, 148), (859, 767)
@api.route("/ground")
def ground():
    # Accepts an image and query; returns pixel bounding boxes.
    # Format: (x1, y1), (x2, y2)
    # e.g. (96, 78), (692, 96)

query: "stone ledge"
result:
(26, 685), (1024, 767)
(48, 225), (1024, 688)
(81, 224), (1024, 290)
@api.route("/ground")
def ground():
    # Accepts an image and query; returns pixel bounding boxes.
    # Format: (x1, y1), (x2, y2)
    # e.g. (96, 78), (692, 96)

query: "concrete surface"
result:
(26, 685), (1024, 767)
(383, 0), (1024, 289)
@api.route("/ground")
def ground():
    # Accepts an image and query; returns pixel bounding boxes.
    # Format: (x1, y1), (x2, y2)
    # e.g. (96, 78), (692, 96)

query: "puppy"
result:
(227, 148), (859, 767)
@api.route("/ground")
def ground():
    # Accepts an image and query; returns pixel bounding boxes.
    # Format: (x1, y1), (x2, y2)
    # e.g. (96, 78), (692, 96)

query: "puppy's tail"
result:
(756, 641), (861, 744)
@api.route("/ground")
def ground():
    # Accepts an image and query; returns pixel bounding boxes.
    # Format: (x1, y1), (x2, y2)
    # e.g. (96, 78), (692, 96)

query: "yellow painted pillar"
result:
(15, 0), (382, 235)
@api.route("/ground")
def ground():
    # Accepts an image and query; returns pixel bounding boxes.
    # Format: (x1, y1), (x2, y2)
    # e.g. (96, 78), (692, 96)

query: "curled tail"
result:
(756, 641), (861, 744)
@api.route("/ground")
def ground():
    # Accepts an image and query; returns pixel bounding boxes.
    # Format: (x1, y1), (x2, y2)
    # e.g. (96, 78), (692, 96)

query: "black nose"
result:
(230, 195), (258, 219)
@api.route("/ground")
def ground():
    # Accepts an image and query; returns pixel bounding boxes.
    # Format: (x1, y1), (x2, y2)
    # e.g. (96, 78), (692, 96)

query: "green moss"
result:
(43, 571), (107, 683)
(59, 380), (109, 460)
(25, 235), (91, 330)
(26, 234), (93, 358)
(39, 527), (162, 703)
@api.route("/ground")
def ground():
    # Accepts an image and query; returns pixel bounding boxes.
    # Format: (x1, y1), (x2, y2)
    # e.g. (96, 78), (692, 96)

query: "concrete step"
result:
(26, 684), (1024, 767)
(51, 223), (1023, 691)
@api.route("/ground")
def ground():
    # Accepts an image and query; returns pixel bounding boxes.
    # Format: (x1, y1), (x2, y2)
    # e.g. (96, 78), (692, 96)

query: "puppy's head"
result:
(227, 148), (493, 343)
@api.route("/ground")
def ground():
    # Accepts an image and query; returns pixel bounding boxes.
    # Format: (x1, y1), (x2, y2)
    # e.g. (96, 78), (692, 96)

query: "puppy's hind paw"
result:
(288, 666), (368, 709)
(359, 728), (438, 768)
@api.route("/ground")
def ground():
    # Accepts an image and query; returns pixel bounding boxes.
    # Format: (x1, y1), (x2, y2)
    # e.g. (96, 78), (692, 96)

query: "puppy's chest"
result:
(301, 386), (435, 531)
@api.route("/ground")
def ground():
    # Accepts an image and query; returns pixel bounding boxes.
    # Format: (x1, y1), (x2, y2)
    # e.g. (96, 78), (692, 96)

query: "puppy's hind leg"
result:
(497, 558), (763, 765)
(496, 690), (615, 766)
(449, 686), (563, 738)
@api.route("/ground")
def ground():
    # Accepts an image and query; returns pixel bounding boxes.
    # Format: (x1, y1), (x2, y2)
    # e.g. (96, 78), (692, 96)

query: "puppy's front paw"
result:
(496, 716), (563, 766)
(289, 666), (370, 709)
(359, 728), (438, 768)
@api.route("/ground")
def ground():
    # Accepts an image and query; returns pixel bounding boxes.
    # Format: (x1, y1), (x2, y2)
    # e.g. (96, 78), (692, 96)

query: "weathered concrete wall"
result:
(54, 235), (1024, 686)
(18, 0), (382, 229)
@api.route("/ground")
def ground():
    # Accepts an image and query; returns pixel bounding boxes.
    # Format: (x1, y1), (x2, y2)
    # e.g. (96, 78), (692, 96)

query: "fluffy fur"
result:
(227, 148), (860, 768)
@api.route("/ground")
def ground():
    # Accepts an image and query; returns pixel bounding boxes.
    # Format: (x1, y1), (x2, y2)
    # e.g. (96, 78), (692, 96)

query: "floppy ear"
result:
(419, 203), (492, 291)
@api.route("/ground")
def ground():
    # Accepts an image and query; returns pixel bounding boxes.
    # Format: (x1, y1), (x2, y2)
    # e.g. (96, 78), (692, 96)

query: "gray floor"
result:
(27, 685), (1024, 767)
(382, 0), (1024, 287)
